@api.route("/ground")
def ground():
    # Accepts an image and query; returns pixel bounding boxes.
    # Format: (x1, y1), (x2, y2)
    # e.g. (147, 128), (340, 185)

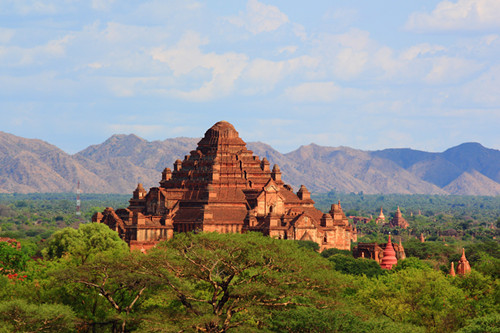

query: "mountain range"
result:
(1, 131), (499, 195)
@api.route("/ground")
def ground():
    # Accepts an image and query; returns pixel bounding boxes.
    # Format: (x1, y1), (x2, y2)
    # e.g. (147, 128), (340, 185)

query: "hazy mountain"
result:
(442, 170), (500, 196)
(0, 132), (110, 193)
(75, 135), (199, 191)
(372, 142), (500, 188)
(0, 131), (499, 195)
(281, 144), (446, 194)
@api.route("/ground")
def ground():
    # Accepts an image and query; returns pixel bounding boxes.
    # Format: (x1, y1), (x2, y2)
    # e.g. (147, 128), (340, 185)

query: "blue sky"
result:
(1, 0), (499, 154)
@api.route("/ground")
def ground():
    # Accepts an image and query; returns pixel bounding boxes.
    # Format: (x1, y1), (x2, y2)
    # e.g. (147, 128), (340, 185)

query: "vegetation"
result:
(0, 193), (129, 255)
(0, 193), (498, 332)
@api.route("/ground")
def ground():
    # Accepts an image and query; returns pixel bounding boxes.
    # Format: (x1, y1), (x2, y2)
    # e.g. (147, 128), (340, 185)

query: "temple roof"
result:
(161, 121), (275, 191)
(197, 120), (247, 155)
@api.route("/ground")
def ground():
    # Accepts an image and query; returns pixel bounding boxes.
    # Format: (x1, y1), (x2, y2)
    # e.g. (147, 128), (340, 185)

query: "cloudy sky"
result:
(1, 0), (499, 154)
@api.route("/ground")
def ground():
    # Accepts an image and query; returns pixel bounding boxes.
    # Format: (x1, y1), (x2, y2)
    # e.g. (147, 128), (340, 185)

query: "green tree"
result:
(321, 247), (352, 258)
(54, 251), (154, 333)
(394, 257), (433, 271)
(138, 232), (342, 333)
(328, 254), (384, 278)
(42, 223), (128, 264)
(0, 241), (28, 274)
(268, 306), (426, 333)
(451, 270), (499, 319)
(456, 313), (500, 333)
(295, 240), (320, 252)
(357, 268), (468, 332)
(0, 299), (76, 332)
(268, 307), (370, 332)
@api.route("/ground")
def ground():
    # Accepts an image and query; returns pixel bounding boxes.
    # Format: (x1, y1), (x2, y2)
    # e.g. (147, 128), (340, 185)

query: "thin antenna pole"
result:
(76, 180), (81, 217)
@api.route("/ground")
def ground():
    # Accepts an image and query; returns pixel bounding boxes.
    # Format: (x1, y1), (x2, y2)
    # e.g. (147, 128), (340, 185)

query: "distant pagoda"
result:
(379, 234), (398, 270)
(375, 207), (385, 224)
(389, 206), (409, 229)
(456, 248), (471, 275)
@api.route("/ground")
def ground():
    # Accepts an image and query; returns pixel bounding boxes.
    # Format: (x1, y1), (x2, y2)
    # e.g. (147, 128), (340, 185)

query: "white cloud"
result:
(107, 124), (166, 136)
(0, 34), (73, 66)
(312, 29), (376, 80)
(0, 28), (14, 43)
(401, 43), (446, 61)
(101, 22), (170, 44)
(406, 0), (500, 32)
(292, 23), (307, 40)
(242, 55), (319, 94)
(329, 28), (372, 51)
(458, 64), (500, 106)
(227, 0), (289, 34)
(277, 45), (297, 54)
(424, 56), (483, 84)
(0, 71), (77, 97)
(185, 2), (202, 10)
(284, 82), (342, 103)
(13, 1), (58, 15)
(334, 48), (368, 79)
(103, 76), (159, 97)
(92, 0), (115, 11)
(151, 31), (248, 100)
(87, 62), (103, 69)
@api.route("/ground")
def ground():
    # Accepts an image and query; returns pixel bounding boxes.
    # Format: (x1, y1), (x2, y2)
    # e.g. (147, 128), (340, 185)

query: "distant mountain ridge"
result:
(1, 131), (499, 195)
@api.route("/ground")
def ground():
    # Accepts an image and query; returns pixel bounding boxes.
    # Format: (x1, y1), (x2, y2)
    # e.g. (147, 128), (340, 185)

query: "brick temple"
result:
(388, 206), (409, 229)
(93, 121), (357, 251)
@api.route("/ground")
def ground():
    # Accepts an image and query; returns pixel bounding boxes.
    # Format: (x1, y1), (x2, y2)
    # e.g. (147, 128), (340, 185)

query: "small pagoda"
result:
(379, 234), (398, 270)
(456, 248), (471, 275)
(389, 206), (409, 229)
(375, 207), (385, 224)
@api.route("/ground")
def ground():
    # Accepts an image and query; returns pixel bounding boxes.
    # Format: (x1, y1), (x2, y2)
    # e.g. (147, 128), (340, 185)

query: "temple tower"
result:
(376, 207), (385, 224)
(456, 248), (471, 275)
(93, 120), (357, 251)
(380, 234), (398, 270)
(389, 206), (409, 229)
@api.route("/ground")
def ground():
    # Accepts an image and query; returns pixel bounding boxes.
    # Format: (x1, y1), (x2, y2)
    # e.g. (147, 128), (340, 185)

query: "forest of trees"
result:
(0, 193), (499, 332)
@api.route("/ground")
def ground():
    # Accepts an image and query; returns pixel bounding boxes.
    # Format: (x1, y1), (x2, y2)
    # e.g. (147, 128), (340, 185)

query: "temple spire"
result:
(376, 207), (385, 224)
(449, 262), (456, 276)
(380, 234), (398, 270)
(456, 248), (471, 275)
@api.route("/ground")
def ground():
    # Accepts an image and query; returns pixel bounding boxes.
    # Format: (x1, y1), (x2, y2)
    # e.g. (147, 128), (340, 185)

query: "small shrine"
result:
(379, 234), (398, 270)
